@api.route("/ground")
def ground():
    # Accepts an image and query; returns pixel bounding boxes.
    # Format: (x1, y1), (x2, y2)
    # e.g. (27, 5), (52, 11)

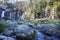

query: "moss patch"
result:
(0, 22), (7, 30)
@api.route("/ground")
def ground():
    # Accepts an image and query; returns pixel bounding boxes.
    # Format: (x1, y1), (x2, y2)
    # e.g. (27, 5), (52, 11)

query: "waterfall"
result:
(1, 11), (5, 18)
(50, 8), (55, 19)
(45, 9), (48, 17)
(52, 15), (54, 19)
(10, 13), (12, 19)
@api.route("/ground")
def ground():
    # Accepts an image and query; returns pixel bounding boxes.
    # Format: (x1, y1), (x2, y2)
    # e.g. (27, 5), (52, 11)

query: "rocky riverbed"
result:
(0, 20), (60, 40)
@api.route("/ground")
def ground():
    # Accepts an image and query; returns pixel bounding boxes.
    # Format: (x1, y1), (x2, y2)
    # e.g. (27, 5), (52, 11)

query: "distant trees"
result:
(29, 0), (60, 19)
(29, 0), (47, 18)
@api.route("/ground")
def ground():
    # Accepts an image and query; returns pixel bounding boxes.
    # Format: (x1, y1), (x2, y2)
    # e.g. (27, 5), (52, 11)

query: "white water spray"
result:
(1, 11), (5, 17)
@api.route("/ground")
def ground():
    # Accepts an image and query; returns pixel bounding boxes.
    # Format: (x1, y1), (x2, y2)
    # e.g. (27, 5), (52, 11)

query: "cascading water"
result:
(1, 11), (5, 18)
(50, 7), (55, 19)
(10, 13), (12, 19)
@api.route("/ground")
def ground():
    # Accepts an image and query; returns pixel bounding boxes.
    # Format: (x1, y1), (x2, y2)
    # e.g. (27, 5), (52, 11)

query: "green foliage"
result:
(34, 2), (41, 13)
(29, 0), (47, 14)
(42, 20), (60, 24)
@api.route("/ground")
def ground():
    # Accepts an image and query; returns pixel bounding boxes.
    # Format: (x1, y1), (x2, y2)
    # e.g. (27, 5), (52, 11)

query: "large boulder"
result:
(3, 20), (17, 30)
(0, 35), (16, 40)
(14, 25), (35, 40)
(45, 36), (60, 40)
(37, 24), (60, 38)
(37, 24), (57, 36)
(0, 20), (7, 32)
(1, 20), (17, 36)
(54, 30), (60, 38)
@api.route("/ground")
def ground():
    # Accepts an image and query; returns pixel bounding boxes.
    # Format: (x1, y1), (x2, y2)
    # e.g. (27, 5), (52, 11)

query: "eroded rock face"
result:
(0, 35), (16, 40)
(14, 25), (35, 40)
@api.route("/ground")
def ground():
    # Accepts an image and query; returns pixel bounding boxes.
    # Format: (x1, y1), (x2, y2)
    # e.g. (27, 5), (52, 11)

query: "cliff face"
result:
(0, 3), (24, 20)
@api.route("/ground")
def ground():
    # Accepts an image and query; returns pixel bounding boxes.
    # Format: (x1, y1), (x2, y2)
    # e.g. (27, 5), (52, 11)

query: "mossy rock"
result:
(14, 25), (35, 40)
(0, 21), (7, 30)
(16, 29), (35, 40)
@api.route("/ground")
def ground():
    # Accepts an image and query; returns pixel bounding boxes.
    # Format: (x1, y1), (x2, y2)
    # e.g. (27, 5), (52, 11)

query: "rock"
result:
(2, 20), (17, 30)
(0, 20), (17, 36)
(45, 36), (60, 40)
(54, 30), (60, 38)
(14, 25), (35, 40)
(1, 29), (14, 36)
(0, 35), (16, 40)
(0, 20), (7, 33)
(7, 37), (16, 40)
(35, 30), (45, 40)
(4, 24), (16, 30)
(6, 20), (17, 26)
(11, 36), (16, 39)
(36, 24), (57, 36)
(0, 35), (7, 40)
(24, 22), (35, 28)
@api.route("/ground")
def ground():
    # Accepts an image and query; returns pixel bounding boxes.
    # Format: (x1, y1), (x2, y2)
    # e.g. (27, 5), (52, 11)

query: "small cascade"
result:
(52, 15), (54, 19)
(50, 7), (55, 19)
(1, 11), (5, 18)
(10, 13), (12, 19)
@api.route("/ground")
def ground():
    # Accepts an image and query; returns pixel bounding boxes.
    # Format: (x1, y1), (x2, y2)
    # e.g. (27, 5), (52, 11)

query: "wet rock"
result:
(3, 20), (17, 30)
(0, 35), (16, 40)
(14, 25), (35, 40)
(5, 24), (16, 30)
(54, 30), (60, 38)
(37, 24), (57, 36)
(6, 20), (17, 25)
(7, 37), (16, 40)
(47, 27), (60, 38)
(38, 24), (60, 38)
(1, 29), (14, 36)
(0, 20), (17, 36)
(0, 20), (7, 33)
(35, 30), (45, 40)
(24, 22), (35, 28)
(0, 35), (7, 40)
(11, 36), (16, 39)
(45, 36), (60, 40)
